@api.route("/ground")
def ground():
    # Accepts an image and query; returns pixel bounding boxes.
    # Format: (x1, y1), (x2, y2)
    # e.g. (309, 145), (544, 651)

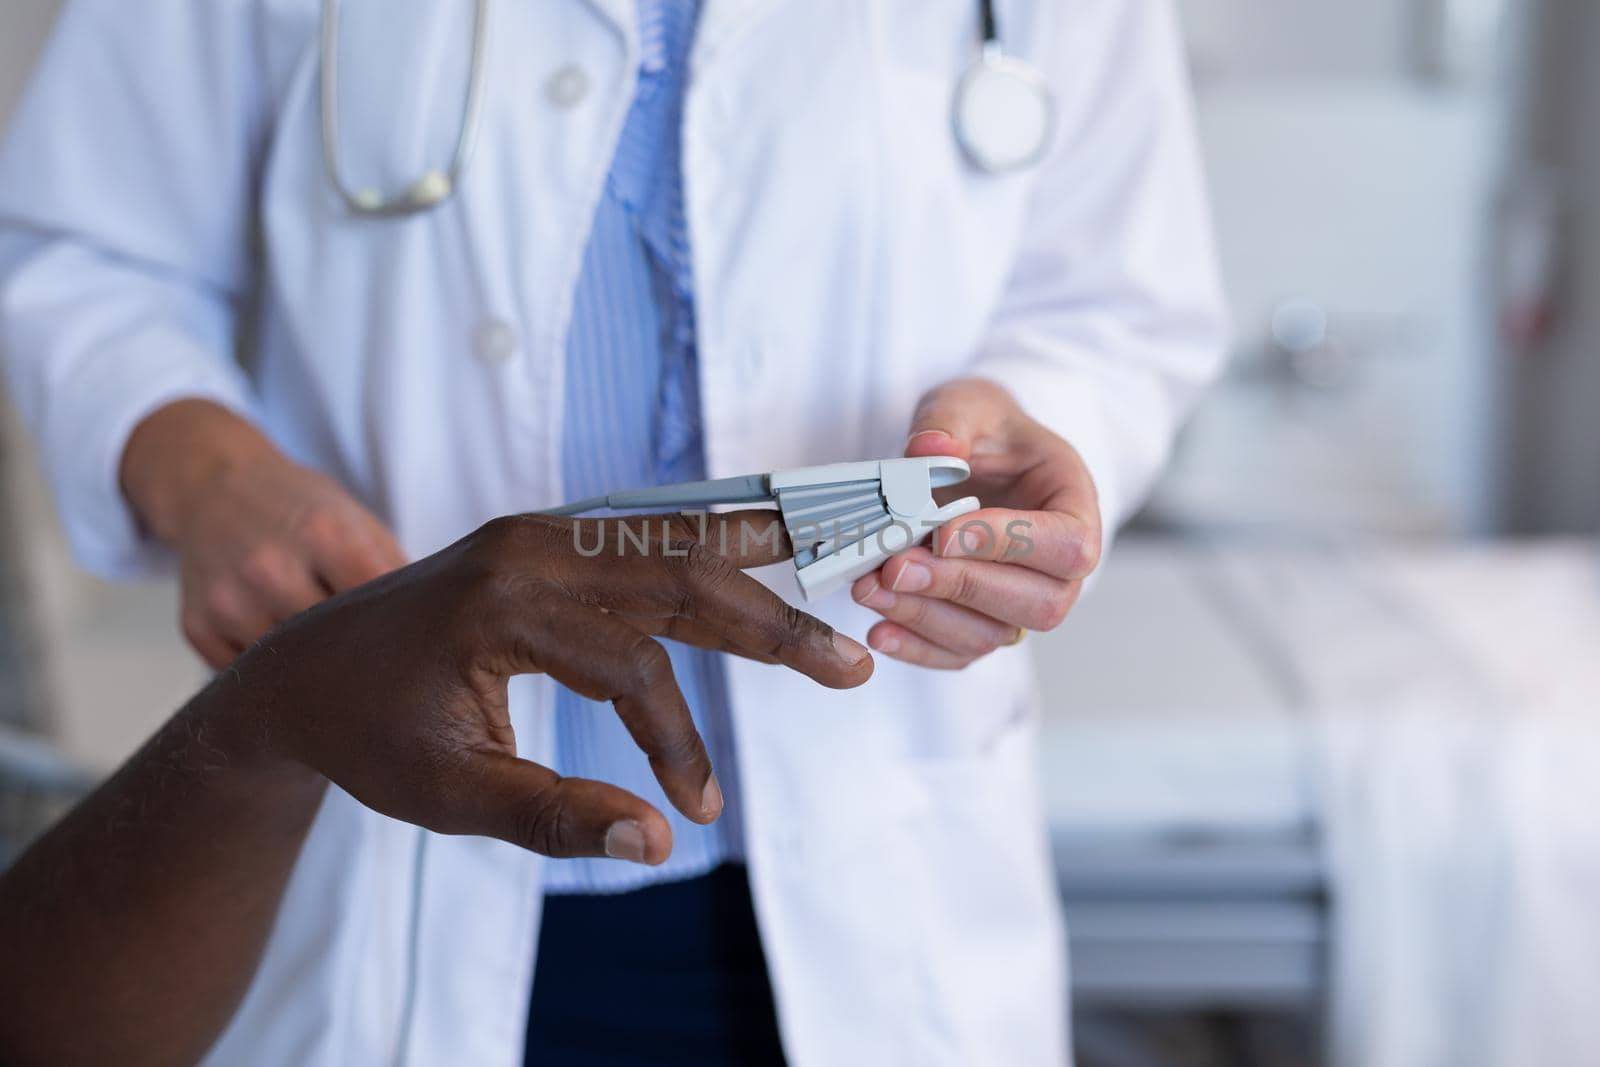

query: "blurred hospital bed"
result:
(1036, 537), (1600, 1067)
(1038, 540), (1322, 1011)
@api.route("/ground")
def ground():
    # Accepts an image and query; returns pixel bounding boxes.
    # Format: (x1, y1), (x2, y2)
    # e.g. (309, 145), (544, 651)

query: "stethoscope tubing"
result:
(319, 0), (1048, 218)
(319, 0), (494, 217)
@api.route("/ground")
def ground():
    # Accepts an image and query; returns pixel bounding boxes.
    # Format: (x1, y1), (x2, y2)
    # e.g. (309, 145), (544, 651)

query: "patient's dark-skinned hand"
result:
(0, 511), (871, 1067)
(225, 510), (874, 863)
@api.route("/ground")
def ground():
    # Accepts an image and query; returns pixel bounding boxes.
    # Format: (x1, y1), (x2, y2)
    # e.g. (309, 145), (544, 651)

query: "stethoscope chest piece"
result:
(953, 43), (1055, 175)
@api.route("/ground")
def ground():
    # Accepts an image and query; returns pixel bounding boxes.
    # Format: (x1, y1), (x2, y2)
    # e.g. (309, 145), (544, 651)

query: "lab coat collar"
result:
(578, 0), (634, 38)
(578, 0), (790, 73)
(696, 0), (792, 70)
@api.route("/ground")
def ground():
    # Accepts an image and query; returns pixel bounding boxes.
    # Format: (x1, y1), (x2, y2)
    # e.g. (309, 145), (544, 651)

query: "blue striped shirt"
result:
(544, 0), (743, 894)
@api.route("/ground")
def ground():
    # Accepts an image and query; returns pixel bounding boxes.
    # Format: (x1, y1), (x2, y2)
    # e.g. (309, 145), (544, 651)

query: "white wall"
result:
(1145, 0), (1514, 537)
(1180, 0), (1416, 84)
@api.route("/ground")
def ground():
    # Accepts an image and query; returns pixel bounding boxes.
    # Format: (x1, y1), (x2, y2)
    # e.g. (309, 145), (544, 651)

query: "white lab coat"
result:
(0, 1), (1225, 1064)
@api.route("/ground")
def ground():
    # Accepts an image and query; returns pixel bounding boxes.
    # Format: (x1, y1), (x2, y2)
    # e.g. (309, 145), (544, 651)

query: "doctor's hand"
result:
(121, 399), (408, 667)
(217, 511), (874, 865)
(851, 378), (1102, 669)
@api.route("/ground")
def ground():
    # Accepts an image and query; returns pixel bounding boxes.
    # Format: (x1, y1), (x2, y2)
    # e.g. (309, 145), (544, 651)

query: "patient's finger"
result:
(564, 539), (874, 690)
(576, 510), (794, 568)
(513, 512), (871, 688)
(618, 614), (782, 664)
(438, 751), (673, 864)
(674, 510), (795, 568)
(487, 599), (721, 825)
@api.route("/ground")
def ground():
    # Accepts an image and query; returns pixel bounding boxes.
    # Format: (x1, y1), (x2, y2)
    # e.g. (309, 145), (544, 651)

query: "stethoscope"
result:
(320, 0), (1056, 219)
(319, 0), (493, 218)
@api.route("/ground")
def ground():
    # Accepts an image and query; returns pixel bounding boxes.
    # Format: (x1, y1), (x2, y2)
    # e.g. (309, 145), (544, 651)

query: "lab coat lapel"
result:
(577, 0), (636, 45)
(693, 0), (792, 68)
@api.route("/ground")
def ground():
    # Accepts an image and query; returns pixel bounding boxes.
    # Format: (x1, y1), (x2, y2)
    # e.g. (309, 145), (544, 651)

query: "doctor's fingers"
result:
(180, 615), (245, 670)
(483, 599), (721, 826)
(867, 547), (1083, 632)
(181, 575), (311, 668)
(852, 580), (1020, 662)
(905, 378), (1027, 462)
(309, 516), (409, 593)
(931, 507), (1100, 582)
(432, 751), (672, 865)
(860, 620), (984, 671)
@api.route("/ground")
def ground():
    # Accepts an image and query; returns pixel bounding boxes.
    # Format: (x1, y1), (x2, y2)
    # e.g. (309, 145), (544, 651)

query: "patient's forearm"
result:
(0, 686), (326, 1066)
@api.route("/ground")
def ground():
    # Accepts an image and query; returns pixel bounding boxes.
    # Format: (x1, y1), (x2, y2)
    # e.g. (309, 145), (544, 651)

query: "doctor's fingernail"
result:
(891, 562), (932, 593)
(855, 578), (895, 611)
(701, 774), (724, 819)
(604, 820), (648, 863)
(971, 435), (1006, 456)
(832, 631), (871, 665)
(906, 430), (951, 449)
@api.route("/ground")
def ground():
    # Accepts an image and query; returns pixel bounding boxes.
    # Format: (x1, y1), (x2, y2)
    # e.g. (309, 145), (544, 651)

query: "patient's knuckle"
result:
(625, 637), (674, 692)
(471, 515), (528, 557)
(661, 514), (700, 545)
(680, 542), (735, 592)
(656, 725), (709, 770)
(776, 600), (823, 644)
(517, 788), (577, 857)
(473, 514), (570, 567)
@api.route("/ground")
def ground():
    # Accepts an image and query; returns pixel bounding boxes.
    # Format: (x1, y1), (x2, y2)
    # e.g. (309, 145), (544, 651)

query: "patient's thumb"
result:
(438, 752), (672, 864)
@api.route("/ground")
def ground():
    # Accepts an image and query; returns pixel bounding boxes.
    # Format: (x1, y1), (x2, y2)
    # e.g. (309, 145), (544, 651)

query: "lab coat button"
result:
(546, 65), (590, 109)
(474, 319), (519, 365)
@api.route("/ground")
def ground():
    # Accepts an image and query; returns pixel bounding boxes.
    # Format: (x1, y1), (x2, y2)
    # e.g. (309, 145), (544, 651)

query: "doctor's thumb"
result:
(436, 751), (673, 865)
(904, 378), (1017, 461)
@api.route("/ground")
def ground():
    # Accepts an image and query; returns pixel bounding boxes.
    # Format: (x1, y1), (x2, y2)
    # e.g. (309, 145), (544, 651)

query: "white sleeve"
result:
(969, 0), (1230, 534)
(0, 0), (270, 578)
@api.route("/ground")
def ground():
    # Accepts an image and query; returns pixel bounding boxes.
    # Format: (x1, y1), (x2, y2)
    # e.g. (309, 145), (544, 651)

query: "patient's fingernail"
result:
(701, 774), (724, 819)
(832, 631), (870, 665)
(891, 562), (932, 593)
(604, 820), (648, 863)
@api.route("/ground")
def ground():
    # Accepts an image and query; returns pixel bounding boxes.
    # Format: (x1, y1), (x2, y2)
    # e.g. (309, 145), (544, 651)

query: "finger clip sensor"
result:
(543, 456), (981, 601)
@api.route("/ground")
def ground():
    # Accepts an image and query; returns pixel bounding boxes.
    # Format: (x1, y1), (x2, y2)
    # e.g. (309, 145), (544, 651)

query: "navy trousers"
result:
(525, 864), (787, 1066)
